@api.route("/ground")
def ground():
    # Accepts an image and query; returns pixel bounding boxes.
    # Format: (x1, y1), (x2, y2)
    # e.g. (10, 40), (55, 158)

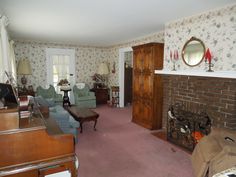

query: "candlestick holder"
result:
(170, 49), (179, 71)
(206, 62), (214, 72)
(172, 61), (176, 71)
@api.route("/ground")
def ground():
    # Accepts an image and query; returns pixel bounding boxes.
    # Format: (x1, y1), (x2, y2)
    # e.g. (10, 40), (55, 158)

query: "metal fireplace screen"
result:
(167, 104), (211, 152)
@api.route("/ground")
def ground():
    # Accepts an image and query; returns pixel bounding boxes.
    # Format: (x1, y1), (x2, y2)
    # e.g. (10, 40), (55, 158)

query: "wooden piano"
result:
(0, 102), (78, 177)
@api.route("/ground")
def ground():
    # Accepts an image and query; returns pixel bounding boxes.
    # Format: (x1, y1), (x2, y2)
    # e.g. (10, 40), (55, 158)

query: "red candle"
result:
(173, 50), (178, 60)
(205, 48), (212, 64)
(176, 50), (179, 60)
(170, 50), (172, 60)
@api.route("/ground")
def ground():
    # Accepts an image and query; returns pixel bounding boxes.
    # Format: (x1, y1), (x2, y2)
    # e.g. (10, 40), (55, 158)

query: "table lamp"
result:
(17, 58), (32, 90)
(97, 62), (109, 87)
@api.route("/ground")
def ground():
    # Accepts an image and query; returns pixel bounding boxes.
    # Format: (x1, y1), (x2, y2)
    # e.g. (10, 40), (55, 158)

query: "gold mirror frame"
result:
(181, 37), (206, 67)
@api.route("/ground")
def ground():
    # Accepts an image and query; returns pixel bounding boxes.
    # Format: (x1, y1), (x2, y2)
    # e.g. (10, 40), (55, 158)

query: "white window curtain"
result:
(8, 40), (17, 83)
(0, 15), (17, 84)
(0, 31), (3, 82)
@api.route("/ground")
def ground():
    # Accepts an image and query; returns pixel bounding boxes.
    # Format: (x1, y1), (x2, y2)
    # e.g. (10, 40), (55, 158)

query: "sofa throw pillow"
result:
(76, 83), (85, 89)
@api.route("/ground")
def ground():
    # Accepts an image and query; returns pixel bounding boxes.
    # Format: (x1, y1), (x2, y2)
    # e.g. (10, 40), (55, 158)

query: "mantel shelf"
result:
(154, 70), (236, 79)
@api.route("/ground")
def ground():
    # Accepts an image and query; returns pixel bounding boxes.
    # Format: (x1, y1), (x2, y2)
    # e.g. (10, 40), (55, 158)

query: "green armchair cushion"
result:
(73, 84), (96, 108)
(77, 95), (96, 101)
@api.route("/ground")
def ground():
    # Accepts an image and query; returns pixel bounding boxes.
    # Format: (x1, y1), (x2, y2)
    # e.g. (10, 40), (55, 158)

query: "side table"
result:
(111, 86), (119, 107)
(60, 88), (71, 107)
(90, 88), (109, 105)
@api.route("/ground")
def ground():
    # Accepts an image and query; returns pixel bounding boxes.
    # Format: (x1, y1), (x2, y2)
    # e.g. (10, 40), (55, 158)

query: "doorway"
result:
(124, 51), (133, 106)
(118, 47), (133, 107)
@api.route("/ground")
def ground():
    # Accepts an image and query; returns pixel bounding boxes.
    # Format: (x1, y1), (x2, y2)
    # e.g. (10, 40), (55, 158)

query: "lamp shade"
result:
(17, 58), (32, 75)
(97, 63), (109, 75)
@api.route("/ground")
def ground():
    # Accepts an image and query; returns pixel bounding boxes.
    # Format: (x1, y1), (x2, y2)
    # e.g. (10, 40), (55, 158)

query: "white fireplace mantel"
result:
(154, 70), (236, 79)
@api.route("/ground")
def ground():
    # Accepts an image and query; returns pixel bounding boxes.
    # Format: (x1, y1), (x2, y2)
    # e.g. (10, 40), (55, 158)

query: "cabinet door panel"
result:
(142, 99), (153, 127)
(133, 73), (143, 98)
(142, 74), (153, 99)
(143, 47), (153, 72)
(132, 99), (142, 122)
(133, 49), (143, 72)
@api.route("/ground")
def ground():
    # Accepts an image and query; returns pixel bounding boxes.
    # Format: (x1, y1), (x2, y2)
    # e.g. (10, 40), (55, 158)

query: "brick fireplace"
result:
(162, 75), (236, 131)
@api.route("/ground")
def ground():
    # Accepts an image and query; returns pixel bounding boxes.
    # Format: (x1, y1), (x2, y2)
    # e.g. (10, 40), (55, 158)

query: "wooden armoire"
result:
(132, 43), (164, 130)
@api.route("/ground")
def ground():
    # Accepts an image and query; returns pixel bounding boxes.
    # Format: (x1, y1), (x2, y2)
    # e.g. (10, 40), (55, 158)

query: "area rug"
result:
(75, 105), (194, 177)
(151, 130), (167, 141)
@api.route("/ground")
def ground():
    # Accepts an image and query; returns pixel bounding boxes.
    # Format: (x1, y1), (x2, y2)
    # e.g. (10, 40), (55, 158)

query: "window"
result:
(46, 48), (75, 94)
(52, 55), (70, 92)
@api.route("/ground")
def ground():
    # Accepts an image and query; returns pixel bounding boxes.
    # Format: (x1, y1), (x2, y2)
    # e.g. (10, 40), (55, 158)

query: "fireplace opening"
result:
(167, 103), (211, 151)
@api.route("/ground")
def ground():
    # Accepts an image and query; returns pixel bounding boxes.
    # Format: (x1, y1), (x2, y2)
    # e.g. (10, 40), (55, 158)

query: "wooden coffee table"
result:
(65, 106), (99, 133)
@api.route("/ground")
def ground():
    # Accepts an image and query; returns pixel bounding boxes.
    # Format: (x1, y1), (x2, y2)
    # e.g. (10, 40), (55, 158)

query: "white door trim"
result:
(118, 47), (133, 108)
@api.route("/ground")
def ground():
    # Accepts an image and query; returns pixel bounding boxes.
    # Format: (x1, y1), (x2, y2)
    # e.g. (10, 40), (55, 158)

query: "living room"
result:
(0, 1), (236, 177)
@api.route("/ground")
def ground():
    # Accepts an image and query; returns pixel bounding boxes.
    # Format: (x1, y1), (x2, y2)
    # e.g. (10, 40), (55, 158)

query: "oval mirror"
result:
(182, 37), (205, 67)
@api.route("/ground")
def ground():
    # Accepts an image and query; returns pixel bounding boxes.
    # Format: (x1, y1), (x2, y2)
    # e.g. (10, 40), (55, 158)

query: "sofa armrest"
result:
(54, 94), (63, 102)
(50, 111), (70, 128)
(192, 127), (236, 177)
(55, 93), (63, 98)
(191, 135), (222, 177)
(77, 96), (96, 101)
(50, 111), (78, 141)
(69, 116), (80, 128)
(88, 92), (95, 97)
(67, 127), (78, 144)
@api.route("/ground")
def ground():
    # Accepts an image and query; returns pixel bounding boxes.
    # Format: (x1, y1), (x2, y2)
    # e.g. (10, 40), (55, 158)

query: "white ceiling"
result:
(0, 0), (235, 46)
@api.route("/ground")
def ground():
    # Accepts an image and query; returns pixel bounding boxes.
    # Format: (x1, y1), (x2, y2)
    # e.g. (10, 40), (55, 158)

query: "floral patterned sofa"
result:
(34, 96), (79, 143)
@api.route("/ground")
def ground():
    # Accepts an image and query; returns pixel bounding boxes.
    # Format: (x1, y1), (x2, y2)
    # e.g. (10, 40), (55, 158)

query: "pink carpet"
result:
(75, 105), (194, 177)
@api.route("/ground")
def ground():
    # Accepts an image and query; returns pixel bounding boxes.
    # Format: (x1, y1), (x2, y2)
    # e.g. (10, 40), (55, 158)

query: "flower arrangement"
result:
(91, 73), (104, 83)
(91, 73), (106, 88)
(58, 79), (69, 86)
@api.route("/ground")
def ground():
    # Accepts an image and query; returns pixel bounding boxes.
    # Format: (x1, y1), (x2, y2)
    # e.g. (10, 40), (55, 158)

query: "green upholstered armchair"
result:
(73, 84), (96, 108)
(36, 85), (63, 103)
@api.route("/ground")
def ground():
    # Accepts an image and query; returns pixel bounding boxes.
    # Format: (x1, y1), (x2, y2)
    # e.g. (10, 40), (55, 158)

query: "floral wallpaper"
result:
(164, 3), (236, 71)
(106, 31), (164, 86)
(14, 3), (236, 91)
(14, 41), (109, 89)
(14, 31), (164, 89)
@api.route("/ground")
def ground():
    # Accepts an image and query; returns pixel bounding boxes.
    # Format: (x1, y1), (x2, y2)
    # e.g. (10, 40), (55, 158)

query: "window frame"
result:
(45, 48), (75, 89)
